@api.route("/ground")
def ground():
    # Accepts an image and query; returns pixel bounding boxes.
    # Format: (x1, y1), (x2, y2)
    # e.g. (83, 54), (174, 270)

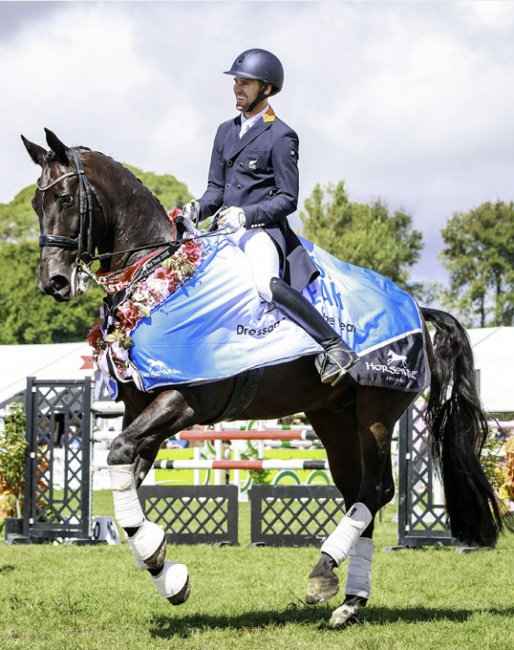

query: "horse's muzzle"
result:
(39, 273), (74, 302)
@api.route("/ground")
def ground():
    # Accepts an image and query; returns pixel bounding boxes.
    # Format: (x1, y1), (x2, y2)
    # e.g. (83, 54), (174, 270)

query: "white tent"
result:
(467, 327), (514, 414)
(0, 342), (94, 406)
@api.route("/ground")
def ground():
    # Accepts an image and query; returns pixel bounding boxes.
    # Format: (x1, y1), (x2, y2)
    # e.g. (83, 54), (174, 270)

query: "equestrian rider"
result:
(183, 48), (358, 385)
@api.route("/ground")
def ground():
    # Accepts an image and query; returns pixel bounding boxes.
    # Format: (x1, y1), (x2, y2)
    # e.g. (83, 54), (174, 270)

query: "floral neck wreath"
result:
(87, 210), (204, 382)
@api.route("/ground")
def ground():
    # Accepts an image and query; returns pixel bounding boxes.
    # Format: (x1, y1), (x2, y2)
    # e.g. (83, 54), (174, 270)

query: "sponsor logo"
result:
(143, 359), (182, 377)
(386, 350), (408, 368)
(365, 350), (418, 380)
(320, 311), (356, 334)
(236, 318), (285, 337)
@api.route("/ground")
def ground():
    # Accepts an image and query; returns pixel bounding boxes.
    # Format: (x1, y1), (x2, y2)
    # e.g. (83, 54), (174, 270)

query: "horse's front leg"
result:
(107, 390), (197, 605)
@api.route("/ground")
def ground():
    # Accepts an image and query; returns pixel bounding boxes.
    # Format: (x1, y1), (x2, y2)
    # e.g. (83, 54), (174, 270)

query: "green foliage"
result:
(0, 185), (39, 243)
(481, 433), (507, 495)
(240, 441), (273, 485)
(0, 403), (27, 518)
(0, 241), (104, 344)
(300, 181), (423, 291)
(124, 164), (193, 211)
(439, 201), (514, 327)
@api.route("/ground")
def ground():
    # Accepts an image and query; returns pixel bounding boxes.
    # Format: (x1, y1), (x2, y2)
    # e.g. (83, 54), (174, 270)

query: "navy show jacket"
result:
(198, 106), (318, 292)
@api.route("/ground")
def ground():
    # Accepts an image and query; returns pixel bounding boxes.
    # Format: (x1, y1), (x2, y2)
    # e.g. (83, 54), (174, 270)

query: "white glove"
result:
(182, 200), (200, 222)
(219, 206), (246, 232)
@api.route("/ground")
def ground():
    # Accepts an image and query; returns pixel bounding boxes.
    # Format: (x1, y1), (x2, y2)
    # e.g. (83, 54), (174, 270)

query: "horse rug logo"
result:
(143, 359), (182, 378)
(387, 350), (408, 368)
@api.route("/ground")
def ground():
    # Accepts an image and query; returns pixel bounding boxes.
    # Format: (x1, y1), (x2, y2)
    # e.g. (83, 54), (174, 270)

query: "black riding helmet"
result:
(224, 49), (284, 96)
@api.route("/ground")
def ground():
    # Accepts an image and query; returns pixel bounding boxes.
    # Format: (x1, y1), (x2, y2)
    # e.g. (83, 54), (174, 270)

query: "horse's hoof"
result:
(168, 575), (191, 606)
(306, 574), (339, 605)
(329, 602), (361, 627)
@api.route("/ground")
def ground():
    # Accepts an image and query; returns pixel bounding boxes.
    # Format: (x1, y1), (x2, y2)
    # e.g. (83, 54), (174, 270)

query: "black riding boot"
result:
(270, 277), (358, 386)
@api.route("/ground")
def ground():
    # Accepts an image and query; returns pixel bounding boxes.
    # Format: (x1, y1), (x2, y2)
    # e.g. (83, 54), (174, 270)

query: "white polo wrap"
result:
(109, 463), (145, 529)
(345, 537), (374, 599)
(320, 502), (372, 566)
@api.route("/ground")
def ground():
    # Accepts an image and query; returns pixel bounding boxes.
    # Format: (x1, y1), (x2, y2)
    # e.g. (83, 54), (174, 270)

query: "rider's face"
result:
(233, 77), (267, 115)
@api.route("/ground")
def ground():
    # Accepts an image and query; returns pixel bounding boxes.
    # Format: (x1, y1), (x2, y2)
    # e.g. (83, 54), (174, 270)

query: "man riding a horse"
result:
(21, 69), (513, 624)
(183, 48), (358, 387)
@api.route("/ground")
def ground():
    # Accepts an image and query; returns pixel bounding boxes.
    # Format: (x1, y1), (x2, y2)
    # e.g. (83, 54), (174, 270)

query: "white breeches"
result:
(229, 228), (280, 302)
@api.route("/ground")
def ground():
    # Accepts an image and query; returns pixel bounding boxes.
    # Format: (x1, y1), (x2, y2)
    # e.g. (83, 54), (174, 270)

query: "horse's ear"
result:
(21, 134), (47, 167)
(44, 128), (70, 165)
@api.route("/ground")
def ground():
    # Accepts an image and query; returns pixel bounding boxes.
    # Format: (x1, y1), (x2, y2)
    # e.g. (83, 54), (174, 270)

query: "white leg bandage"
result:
(321, 502), (373, 566)
(109, 463), (145, 529)
(151, 561), (189, 599)
(345, 537), (374, 599)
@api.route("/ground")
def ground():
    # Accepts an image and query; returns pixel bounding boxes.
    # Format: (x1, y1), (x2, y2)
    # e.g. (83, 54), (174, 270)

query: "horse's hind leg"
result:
(306, 388), (414, 626)
(305, 404), (364, 606)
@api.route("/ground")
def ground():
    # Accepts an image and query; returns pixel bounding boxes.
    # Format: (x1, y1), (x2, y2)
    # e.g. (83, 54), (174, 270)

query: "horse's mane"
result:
(47, 146), (169, 218)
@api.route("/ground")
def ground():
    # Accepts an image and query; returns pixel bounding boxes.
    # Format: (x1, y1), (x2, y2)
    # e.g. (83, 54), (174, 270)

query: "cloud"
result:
(4, 1), (514, 284)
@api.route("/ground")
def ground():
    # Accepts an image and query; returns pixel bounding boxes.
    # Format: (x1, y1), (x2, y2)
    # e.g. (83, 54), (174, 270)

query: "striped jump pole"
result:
(153, 459), (329, 471)
(164, 428), (325, 491)
(174, 429), (319, 442)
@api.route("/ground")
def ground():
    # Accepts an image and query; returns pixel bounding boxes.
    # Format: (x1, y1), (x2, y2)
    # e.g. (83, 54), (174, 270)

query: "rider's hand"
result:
(219, 206), (246, 232)
(182, 200), (200, 222)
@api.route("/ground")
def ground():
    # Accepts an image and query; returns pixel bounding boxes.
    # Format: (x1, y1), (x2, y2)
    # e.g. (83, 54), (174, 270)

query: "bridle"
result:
(37, 149), (104, 264)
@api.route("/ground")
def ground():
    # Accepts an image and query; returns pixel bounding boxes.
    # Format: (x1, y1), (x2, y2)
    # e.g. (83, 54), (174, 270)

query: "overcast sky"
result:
(2, 1), (514, 284)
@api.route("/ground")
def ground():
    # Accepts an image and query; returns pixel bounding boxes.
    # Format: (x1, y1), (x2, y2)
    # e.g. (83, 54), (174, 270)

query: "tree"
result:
(124, 165), (192, 212)
(0, 165), (192, 244)
(439, 201), (514, 327)
(0, 185), (39, 242)
(300, 181), (423, 290)
(0, 241), (104, 344)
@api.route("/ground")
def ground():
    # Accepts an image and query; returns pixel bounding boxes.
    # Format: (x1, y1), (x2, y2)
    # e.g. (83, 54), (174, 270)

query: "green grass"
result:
(1, 493), (513, 649)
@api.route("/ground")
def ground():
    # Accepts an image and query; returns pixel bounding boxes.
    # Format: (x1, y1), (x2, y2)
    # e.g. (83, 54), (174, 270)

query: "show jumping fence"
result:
(141, 427), (343, 546)
(15, 378), (464, 548)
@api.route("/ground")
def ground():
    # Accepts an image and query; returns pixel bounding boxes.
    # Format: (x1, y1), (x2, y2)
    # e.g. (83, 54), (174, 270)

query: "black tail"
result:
(421, 307), (514, 547)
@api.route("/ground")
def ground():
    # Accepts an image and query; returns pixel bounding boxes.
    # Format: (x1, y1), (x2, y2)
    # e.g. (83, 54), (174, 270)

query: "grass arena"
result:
(1, 490), (514, 650)
(2, 418), (514, 649)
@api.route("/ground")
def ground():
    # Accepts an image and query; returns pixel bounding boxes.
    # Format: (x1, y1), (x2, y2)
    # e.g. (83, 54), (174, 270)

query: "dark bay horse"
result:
(22, 129), (511, 626)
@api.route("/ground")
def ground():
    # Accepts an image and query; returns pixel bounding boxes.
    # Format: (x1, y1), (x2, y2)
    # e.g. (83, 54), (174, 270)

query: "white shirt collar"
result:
(240, 104), (269, 137)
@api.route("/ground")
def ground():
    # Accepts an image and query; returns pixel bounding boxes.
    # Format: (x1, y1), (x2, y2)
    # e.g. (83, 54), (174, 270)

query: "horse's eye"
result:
(59, 194), (74, 208)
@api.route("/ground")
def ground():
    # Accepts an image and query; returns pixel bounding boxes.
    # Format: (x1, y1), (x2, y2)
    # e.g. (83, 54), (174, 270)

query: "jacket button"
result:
(227, 161), (233, 167)
(239, 162), (244, 167)
(237, 184), (242, 189)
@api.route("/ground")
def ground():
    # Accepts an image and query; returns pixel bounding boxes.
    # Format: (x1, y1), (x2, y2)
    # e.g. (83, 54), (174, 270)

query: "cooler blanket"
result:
(96, 234), (430, 394)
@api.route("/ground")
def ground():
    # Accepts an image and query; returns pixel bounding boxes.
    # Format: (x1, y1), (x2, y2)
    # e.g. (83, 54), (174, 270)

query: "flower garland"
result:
(88, 238), (204, 381)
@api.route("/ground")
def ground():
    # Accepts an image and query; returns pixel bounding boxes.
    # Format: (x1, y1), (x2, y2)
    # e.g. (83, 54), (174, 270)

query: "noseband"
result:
(37, 149), (104, 263)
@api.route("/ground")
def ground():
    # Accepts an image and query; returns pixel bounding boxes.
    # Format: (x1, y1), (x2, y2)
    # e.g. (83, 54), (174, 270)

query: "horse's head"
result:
(21, 129), (102, 302)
